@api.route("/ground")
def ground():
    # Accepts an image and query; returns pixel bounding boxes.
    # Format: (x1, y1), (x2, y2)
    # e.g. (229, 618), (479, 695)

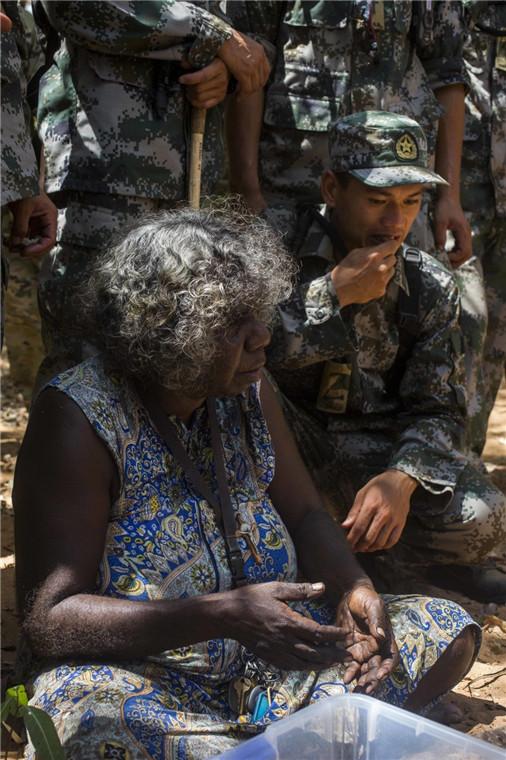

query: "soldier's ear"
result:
(320, 170), (340, 207)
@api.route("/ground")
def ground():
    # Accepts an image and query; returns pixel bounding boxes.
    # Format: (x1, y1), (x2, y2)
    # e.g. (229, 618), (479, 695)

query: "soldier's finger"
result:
(179, 60), (223, 85)
(448, 247), (469, 267)
(359, 513), (390, 550)
(0, 12), (12, 32)
(368, 523), (391, 551)
(369, 239), (399, 258)
(342, 493), (365, 527)
(10, 210), (30, 245)
(384, 523), (403, 549)
(346, 512), (375, 550)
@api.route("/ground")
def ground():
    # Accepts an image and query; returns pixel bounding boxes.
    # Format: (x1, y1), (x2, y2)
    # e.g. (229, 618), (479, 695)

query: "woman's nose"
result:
(245, 319), (271, 351)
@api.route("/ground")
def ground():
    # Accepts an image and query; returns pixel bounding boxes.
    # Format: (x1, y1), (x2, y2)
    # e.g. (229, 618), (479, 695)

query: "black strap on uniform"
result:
(26, 0), (61, 112)
(140, 394), (248, 589)
(398, 246), (422, 336)
(292, 205), (348, 260)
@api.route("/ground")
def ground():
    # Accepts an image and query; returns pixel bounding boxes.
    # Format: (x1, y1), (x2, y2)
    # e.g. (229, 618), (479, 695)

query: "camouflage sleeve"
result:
(40, 1), (232, 68)
(388, 272), (468, 496)
(1, 18), (39, 205)
(268, 274), (357, 371)
(416, 0), (468, 90)
(224, 1), (284, 65)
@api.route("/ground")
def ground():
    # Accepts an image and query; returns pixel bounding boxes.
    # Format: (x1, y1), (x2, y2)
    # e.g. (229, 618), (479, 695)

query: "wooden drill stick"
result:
(189, 107), (206, 209)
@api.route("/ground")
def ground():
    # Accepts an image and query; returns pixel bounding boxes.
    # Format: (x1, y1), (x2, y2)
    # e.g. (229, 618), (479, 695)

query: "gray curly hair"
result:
(79, 206), (294, 394)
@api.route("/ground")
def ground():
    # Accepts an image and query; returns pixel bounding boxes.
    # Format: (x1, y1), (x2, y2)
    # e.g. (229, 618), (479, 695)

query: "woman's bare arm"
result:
(14, 389), (230, 659)
(14, 387), (347, 669)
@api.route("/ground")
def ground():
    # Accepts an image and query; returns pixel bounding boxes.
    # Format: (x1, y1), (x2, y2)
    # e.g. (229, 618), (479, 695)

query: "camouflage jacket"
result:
(461, 1), (506, 217)
(37, 1), (232, 200)
(1, 2), (43, 205)
(267, 207), (468, 493)
(226, 0), (467, 160)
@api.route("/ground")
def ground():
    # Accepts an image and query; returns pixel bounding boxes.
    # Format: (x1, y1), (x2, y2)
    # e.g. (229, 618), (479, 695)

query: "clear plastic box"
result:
(215, 693), (504, 759)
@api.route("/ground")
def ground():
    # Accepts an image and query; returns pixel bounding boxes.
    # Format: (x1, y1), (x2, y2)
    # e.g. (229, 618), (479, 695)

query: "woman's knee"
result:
(444, 626), (478, 680)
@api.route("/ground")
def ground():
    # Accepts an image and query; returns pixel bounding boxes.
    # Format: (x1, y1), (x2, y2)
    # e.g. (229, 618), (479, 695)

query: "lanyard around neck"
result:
(141, 393), (248, 588)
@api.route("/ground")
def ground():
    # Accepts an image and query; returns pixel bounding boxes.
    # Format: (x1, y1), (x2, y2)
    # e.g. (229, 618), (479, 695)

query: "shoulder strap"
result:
(398, 246), (422, 338)
(207, 400), (248, 588)
(292, 205), (348, 259)
(141, 394), (247, 588)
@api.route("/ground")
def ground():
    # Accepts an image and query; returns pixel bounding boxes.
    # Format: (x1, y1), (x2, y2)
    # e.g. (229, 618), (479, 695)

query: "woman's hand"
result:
(337, 583), (399, 693)
(224, 581), (350, 671)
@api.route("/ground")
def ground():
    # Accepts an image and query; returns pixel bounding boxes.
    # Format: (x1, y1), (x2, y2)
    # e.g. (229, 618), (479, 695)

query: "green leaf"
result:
(1, 693), (15, 723)
(20, 705), (65, 760)
(5, 684), (29, 716)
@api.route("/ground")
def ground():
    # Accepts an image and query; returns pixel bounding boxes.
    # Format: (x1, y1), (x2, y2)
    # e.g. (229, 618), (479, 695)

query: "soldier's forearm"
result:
(434, 84), (466, 199)
(226, 89), (264, 197)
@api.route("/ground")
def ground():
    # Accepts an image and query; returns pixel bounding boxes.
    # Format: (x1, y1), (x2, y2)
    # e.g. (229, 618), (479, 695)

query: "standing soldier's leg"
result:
(480, 218), (506, 442)
(453, 248), (488, 456)
(3, 252), (44, 396)
(1, 206), (44, 399)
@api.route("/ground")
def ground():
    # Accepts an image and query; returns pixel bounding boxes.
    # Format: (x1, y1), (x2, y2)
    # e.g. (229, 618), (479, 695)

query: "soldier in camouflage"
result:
(267, 112), (506, 603)
(1, 1), (56, 397)
(459, 1), (506, 454)
(34, 0), (270, 387)
(226, 0), (471, 265)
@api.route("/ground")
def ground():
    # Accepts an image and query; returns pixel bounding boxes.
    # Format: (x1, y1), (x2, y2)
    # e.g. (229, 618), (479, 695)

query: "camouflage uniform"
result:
(459, 1), (506, 454)
(226, 0), (467, 252)
(1, 2), (45, 391)
(267, 112), (506, 567)
(35, 0), (233, 386)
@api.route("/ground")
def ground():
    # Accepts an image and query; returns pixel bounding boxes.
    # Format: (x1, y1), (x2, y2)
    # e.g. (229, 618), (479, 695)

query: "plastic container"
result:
(214, 693), (504, 759)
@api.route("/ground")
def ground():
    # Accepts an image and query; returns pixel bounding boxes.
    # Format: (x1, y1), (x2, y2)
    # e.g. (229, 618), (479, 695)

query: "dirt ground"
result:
(1, 354), (505, 750)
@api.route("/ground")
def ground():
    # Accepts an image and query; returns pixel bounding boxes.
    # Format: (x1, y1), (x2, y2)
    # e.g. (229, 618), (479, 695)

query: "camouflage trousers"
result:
(280, 396), (506, 567)
(458, 210), (506, 454)
(1, 206), (44, 396)
(36, 191), (177, 390)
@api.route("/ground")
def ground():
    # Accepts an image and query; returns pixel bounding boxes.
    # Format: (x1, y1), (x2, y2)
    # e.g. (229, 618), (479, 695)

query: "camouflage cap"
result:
(328, 111), (448, 187)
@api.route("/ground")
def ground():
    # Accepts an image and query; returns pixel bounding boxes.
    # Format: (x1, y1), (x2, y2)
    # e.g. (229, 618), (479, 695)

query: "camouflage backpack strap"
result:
(29, 1), (62, 161)
(293, 205), (348, 260)
(30, 2), (61, 94)
(398, 246), (422, 339)
(384, 246), (423, 390)
(289, 204), (320, 258)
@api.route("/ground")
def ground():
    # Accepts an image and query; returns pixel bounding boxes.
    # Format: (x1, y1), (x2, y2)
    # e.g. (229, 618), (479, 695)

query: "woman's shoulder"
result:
(47, 355), (124, 400)
(44, 355), (138, 438)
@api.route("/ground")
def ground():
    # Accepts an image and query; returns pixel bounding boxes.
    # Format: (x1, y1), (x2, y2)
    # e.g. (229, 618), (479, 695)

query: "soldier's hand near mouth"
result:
(331, 238), (399, 307)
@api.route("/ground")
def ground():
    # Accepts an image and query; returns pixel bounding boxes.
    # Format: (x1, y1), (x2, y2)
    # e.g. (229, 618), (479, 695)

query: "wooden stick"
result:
(188, 107), (206, 209)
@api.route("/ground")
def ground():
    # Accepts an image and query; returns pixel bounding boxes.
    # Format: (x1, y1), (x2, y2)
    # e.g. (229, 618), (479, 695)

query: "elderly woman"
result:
(14, 209), (478, 760)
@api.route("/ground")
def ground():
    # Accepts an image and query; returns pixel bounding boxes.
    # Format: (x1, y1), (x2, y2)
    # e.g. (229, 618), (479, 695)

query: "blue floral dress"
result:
(26, 357), (479, 760)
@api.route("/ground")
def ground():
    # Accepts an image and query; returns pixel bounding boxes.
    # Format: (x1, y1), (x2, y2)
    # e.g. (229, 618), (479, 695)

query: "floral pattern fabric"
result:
(26, 357), (479, 760)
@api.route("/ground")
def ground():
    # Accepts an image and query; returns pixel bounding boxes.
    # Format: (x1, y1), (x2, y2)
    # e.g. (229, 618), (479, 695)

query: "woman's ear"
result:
(320, 169), (340, 208)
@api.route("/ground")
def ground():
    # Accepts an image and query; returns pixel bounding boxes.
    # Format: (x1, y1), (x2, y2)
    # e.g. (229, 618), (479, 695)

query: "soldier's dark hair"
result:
(334, 172), (352, 188)
(77, 205), (294, 395)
